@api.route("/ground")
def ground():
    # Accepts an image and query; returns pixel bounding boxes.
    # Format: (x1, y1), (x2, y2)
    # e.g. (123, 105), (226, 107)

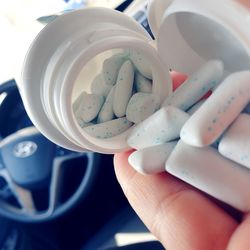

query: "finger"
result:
(171, 71), (187, 91)
(237, 0), (250, 9)
(227, 213), (250, 250)
(114, 152), (238, 250)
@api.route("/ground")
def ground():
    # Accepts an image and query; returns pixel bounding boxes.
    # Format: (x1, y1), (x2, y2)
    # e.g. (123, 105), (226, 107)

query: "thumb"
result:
(114, 152), (238, 250)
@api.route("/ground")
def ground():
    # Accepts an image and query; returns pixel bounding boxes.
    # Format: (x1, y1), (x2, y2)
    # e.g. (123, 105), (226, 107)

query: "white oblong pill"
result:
(91, 73), (112, 98)
(219, 114), (250, 169)
(128, 49), (152, 79)
(166, 140), (250, 212)
(113, 60), (135, 118)
(103, 54), (127, 86)
(73, 92), (84, 113)
(134, 72), (152, 93)
(127, 106), (189, 150)
(84, 117), (133, 139)
(76, 117), (94, 128)
(126, 93), (161, 124)
(97, 86), (116, 124)
(128, 142), (177, 175)
(74, 92), (104, 123)
(181, 71), (250, 147)
(162, 60), (224, 111)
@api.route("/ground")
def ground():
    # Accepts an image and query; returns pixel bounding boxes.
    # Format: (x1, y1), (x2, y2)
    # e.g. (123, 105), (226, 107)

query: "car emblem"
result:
(13, 141), (38, 158)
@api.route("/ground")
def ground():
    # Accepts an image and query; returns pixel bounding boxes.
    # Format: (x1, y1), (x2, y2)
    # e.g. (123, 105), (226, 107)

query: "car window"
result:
(0, 0), (126, 84)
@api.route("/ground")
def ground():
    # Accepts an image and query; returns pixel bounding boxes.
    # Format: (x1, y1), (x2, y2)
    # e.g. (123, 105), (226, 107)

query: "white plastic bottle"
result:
(20, 7), (171, 153)
(20, 0), (250, 153)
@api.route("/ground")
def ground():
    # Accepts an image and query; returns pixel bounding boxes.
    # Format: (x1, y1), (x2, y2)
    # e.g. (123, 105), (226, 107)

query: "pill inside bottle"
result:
(71, 48), (168, 144)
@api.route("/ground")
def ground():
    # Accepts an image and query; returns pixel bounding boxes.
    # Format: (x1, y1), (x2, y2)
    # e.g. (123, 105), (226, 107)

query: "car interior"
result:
(0, 0), (164, 249)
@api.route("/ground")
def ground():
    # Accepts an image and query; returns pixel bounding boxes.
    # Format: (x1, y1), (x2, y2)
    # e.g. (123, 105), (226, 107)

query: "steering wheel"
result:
(0, 81), (100, 222)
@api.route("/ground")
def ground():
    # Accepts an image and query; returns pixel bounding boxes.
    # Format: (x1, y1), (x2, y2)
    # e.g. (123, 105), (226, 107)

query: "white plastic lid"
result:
(148, 0), (250, 74)
(147, 0), (174, 37)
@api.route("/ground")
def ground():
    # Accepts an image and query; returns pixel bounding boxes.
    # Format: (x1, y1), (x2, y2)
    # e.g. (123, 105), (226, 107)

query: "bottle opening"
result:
(69, 46), (167, 152)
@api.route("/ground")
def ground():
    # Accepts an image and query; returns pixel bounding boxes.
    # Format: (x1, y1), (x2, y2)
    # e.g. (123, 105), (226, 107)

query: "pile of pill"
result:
(73, 50), (161, 139)
(128, 59), (250, 212)
(74, 49), (250, 211)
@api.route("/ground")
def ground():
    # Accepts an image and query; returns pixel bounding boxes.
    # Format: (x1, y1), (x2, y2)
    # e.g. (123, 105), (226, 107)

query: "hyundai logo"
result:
(13, 141), (37, 158)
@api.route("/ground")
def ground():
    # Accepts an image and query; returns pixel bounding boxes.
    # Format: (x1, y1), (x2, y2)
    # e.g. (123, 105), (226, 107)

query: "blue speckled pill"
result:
(84, 117), (133, 139)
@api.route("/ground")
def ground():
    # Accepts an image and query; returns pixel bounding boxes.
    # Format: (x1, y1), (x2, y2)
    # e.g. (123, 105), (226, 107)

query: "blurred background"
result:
(0, 0), (127, 84)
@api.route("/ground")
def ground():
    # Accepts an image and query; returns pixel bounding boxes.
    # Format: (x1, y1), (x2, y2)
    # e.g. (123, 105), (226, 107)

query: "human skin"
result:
(114, 73), (250, 250)
(237, 0), (250, 9)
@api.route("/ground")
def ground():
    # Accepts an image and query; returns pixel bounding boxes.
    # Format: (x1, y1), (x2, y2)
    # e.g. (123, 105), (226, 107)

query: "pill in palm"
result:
(126, 93), (160, 124)
(97, 86), (116, 124)
(103, 53), (127, 86)
(84, 117), (132, 139)
(166, 140), (250, 212)
(128, 142), (177, 175)
(181, 71), (250, 147)
(134, 72), (152, 93)
(74, 92), (104, 123)
(162, 60), (224, 111)
(127, 106), (189, 150)
(128, 49), (152, 79)
(113, 60), (135, 117)
(91, 73), (112, 98)
(219, 114), (250, 169)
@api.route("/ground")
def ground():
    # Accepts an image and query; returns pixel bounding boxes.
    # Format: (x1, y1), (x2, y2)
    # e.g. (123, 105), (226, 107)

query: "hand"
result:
(114, 73), (250, 250)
